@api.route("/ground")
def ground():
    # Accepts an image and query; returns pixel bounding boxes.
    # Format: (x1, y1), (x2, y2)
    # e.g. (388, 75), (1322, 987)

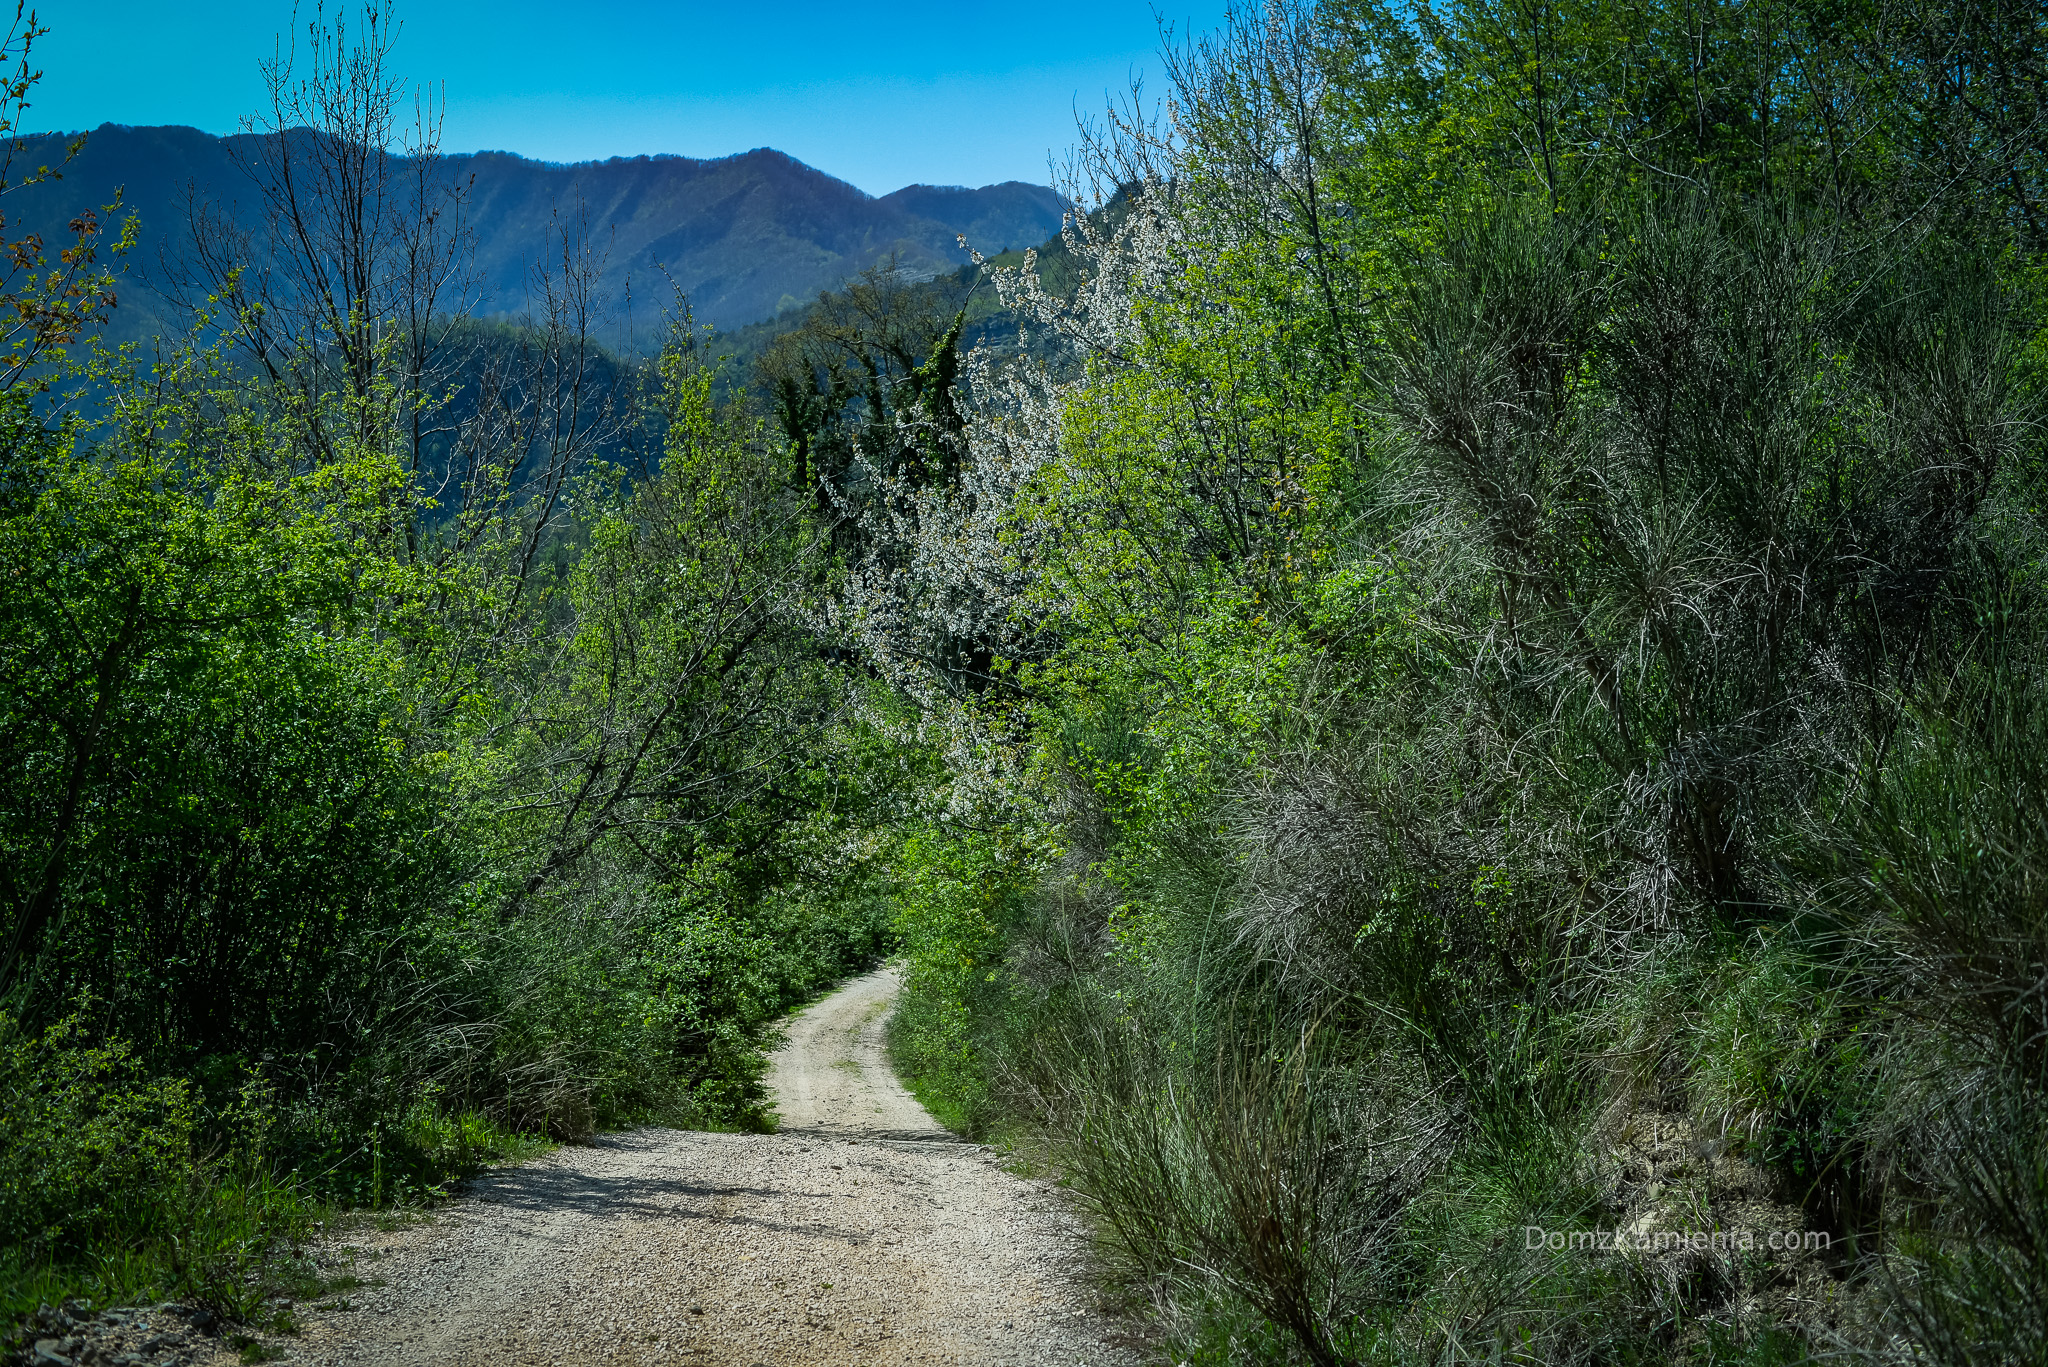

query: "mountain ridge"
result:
(8, 124), (1067, 333)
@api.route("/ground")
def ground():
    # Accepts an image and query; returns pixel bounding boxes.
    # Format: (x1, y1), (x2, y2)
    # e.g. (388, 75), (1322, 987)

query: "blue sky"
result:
(31, 1), (1225, 195)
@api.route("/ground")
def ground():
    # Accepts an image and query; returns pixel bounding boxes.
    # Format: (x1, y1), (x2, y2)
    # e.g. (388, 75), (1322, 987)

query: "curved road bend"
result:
(289, 965), (1135, 1367)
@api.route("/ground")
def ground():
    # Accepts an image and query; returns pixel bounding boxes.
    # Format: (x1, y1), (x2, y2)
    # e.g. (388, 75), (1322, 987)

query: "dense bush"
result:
(0, 1013), (200, 1264)
(843, 0), (2048, 1361)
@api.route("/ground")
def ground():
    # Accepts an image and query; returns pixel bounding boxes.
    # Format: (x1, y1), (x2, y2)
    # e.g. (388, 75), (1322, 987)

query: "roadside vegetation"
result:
(6, 0), (2047, 1360)
(0, 2), (898, 1326)
(842, 1), (2048, 1363)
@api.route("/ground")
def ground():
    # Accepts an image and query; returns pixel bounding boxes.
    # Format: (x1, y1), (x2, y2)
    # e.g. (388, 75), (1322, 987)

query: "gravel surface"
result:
(287, 966), (1140, 1366)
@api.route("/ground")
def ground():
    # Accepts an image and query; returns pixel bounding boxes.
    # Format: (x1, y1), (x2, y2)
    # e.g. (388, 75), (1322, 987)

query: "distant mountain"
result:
(6, 124), (1069, 334)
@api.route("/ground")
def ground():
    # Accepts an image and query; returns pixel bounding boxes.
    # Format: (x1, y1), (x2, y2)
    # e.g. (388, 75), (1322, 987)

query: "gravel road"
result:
(289, 965), (1137, 1367)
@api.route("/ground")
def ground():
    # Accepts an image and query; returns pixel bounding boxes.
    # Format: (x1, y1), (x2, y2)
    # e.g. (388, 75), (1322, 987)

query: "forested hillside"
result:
(7, 123), (1065, 335)
(6, 0), (2048, 1362)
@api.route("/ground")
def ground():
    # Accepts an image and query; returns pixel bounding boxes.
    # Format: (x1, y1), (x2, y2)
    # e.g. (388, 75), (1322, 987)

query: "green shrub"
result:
(885, 827), (1042, 1135)
(0, 1010), (324, 1325)
(0, 1010), (197, 1260)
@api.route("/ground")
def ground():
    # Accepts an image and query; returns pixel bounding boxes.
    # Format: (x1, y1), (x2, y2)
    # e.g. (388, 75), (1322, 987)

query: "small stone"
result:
(31, 1339), (74, 1367)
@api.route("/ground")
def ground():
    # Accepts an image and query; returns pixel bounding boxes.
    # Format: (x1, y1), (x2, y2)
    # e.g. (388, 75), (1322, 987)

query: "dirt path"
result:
(289, 966), (1136, 1367)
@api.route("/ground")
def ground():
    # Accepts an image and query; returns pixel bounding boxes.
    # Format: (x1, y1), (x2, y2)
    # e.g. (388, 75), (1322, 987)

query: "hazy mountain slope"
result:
(878, 182), (1074, 262)
(6, 124), (1067, 332)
